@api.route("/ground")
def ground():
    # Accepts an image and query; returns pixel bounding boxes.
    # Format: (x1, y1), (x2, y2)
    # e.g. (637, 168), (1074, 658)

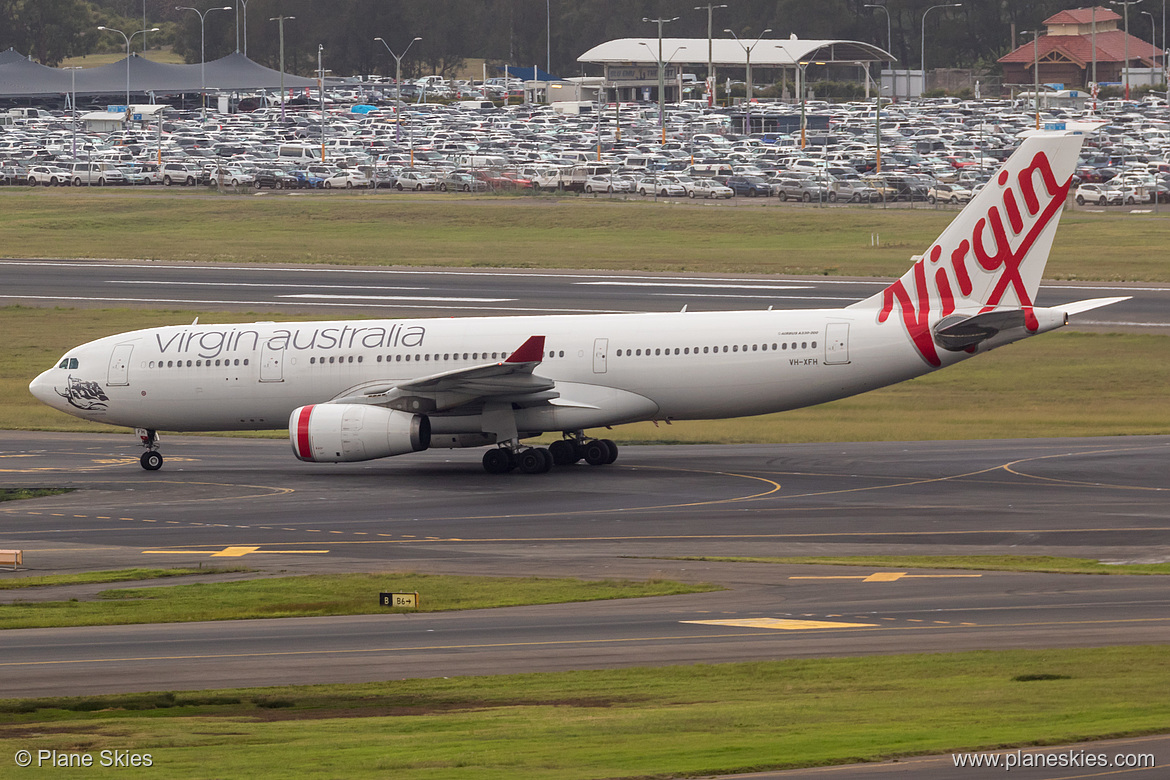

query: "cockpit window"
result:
(58, 358), (79, 370)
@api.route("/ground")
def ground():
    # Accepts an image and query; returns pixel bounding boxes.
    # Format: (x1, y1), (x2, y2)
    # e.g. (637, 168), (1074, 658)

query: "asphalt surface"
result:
(0, 258), (1167, 330)
(2, 432), (1168, 702)
(3, 260), (1168, 777)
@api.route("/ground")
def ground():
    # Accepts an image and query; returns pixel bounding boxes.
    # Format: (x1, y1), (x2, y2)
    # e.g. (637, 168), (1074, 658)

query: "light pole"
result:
(546, 0), (551, 74)
(1112, 0), (1143, 100)
(318, 44), (326, 162)
(695, 4), (727, 107)
(1021, 30), (1041, 129)
(639, 41), (686, 143)
(64, 66), (81, 160)
(176, 6), (232, 119)
(374, 36), (422, 143)
(269, 15), (294, 122)
(97, 26), (159, 109)
(239, 0), (250, 57)
(643, 16), (679, 143)
(864, 3), (893, 100)
(724, 28), (772, 136)
(921, 3), (961, 97)
(1143, 10), (1156, 93)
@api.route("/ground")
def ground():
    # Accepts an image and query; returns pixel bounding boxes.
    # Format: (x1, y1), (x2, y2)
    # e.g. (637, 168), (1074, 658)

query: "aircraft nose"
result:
(29, 369), (61, 408)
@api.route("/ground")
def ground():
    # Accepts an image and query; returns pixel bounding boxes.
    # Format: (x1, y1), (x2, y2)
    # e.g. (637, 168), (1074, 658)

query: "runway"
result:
(2, 432), (1168, 698)
(1, 259), (1167, 330)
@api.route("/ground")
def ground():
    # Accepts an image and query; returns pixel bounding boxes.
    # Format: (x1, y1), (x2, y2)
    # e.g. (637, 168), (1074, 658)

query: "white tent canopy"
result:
(578, 36), (894, 67)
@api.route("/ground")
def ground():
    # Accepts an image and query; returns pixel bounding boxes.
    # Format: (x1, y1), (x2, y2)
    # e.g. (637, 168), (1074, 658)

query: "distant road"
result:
(1, 259), (1166, 330)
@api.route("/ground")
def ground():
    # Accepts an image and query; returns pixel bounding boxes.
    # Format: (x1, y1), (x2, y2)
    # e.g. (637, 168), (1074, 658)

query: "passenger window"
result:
(329, 357), (335, 364)
(655, 349), (661, 356)
(811, 341), (817, 348)
(558, 351), (564, 357)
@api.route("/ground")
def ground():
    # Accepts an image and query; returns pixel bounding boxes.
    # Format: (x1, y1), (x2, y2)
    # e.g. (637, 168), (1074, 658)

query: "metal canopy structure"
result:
(578, 36), (894, 68)
(0, 51), (317, 99)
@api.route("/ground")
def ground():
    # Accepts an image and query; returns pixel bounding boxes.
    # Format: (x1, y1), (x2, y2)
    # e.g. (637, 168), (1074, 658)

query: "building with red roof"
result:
(998, 6), (1163, 89)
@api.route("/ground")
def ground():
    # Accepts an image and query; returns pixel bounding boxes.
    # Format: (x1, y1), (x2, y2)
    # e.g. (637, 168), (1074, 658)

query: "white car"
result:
(583, 175), (624, 194)
(324, 170), (372, 189)
(635, 177), (686, 197)
(687, 178), (734, 199)
(927, 183), (974, 204)
(394, 170), (438, 191)
(24, 165), (70, 186)
(1074, 183), (1123, 205)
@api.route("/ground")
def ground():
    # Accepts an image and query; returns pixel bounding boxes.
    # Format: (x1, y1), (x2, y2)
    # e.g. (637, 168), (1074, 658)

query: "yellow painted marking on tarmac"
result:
(789, 573), (984, 582)
(141, 547), (329, 557)
(684, 618), (878, 630)
(141, 519), (155, 523)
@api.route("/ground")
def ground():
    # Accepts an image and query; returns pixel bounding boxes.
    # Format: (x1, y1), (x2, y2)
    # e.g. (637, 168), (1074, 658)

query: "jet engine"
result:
(290, 404), (430, 463)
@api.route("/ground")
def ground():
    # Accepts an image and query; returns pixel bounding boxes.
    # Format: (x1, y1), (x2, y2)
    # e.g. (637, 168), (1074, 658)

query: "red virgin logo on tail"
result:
(878, 150), (1071, 366)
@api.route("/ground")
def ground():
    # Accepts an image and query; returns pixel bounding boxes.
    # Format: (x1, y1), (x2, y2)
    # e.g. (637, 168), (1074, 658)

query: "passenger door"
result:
(107, 343), (134, 386)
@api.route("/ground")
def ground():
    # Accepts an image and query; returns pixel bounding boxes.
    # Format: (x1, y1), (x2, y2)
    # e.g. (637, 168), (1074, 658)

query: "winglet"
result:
(505, 335), (546, 363)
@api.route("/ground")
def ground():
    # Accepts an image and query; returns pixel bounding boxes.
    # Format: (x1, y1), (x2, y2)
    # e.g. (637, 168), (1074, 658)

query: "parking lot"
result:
(4, 88), (1170, 207)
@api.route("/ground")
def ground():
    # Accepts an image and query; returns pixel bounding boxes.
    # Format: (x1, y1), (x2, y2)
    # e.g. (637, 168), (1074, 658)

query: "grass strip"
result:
(0, 488), (72, 502)
(0, 573), (718, 629)
(0, 646), (1167, 778)
(0, 567), (248, 590)
(1, 190), (1168, 280)
(666, 555), (1170, 575)
(6, 306), (1170, 442)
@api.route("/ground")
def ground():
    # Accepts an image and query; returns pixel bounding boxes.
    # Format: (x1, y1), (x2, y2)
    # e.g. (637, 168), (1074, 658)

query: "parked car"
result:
(726, 175), (772, 197)
(438, 172), (487, 192)
(323, 169), (371, 189)
(160, 162), (203, 186)
(687, 178), (734, 199)
(773, 177), (828, 202)
(394, 170), (438, 190)
(1074, 182), (1123, 205)
(635, 176), (686, 197)
(0, 163), (29, 185)
(927, 183), (974, 204)
(25, 164), (70, 186)
(583, 175), (623, 194)
(253, 168), (299, 189)
(829, 178), (880, 203)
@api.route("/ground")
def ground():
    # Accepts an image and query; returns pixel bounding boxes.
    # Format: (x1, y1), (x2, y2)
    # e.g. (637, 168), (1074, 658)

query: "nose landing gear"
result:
(137, 428), (163, 471)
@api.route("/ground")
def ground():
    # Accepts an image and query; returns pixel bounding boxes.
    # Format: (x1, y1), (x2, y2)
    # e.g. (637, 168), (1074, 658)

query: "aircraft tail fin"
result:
(849, 129), (1087, 366)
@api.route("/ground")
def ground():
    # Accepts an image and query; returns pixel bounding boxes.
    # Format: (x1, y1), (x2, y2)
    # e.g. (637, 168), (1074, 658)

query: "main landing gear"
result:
(137, 428), (163, 471)
(481, 433), (618, 474)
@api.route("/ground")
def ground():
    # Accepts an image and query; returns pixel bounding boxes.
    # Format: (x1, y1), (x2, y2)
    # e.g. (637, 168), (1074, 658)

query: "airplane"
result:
(29, 128), (1128, 475)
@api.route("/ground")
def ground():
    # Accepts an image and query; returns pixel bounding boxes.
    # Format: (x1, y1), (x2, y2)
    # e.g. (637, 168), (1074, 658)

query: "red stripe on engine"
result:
(296, 405), (315, 460)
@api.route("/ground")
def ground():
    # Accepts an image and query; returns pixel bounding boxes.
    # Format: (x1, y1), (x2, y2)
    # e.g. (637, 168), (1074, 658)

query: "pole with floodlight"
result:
(1111, 0), (1143, 100)
(920, 3), (962, 97)
(642, 16), (679, 143)
(695, 4), (727, 107)
(864, 4), (893, 100)
(374, 36), (422, 144)
(724, 28), (772, 136)
(97, 25), (159, 109)
(176, 6), (232, 119)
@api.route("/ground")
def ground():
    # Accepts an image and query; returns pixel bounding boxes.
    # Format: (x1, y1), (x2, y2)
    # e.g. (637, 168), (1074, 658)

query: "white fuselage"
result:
(29, 305), (1016, 442)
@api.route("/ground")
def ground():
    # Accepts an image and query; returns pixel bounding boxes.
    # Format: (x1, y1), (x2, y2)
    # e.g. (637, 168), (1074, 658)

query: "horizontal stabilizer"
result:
(933, 309), (1028, 352)
(1057, 296), (1132, 316)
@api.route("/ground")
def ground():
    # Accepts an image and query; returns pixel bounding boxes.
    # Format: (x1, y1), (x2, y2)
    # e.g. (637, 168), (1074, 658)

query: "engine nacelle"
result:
(290, 404), (430, 463)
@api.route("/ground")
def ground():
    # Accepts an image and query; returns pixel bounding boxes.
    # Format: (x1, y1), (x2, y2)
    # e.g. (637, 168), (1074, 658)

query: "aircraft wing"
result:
(331, 336), (557, 413)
